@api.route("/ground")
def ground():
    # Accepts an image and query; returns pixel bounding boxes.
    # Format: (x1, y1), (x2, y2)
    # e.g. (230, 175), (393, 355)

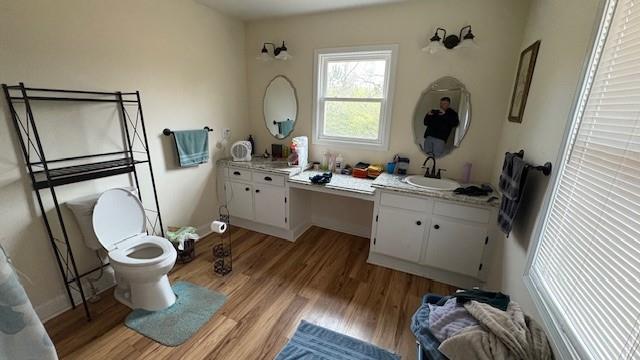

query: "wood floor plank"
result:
(45, 226), (457, 360)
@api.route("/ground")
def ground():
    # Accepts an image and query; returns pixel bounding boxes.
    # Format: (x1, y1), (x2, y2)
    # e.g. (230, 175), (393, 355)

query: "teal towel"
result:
(278, 119), (294, 137)
(173, 130), (209, 167)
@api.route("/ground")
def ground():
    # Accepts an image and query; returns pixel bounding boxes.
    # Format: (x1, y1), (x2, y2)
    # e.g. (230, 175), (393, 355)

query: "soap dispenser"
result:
(335, 153), (344, 173)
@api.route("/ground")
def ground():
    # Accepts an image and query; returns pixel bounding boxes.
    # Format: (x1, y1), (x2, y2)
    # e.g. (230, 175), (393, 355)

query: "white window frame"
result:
(312, 45), (398, 150)
(522, 0), (619, 358)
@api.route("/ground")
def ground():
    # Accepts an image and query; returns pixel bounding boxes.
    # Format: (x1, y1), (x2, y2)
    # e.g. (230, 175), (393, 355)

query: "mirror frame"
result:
(263, 75), (299, 140)
(413, 76), (472, 157)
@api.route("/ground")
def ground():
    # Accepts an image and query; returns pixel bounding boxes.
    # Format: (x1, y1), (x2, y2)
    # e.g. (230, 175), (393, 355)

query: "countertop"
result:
(217, 157), (305, 176)
(288, 170), (376, 195)
(218, 159), (499, 207)
(371, 173), (500, 208)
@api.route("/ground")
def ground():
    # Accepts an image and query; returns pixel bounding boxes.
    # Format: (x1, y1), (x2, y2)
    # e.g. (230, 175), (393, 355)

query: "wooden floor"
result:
(45, 226), (457, 360)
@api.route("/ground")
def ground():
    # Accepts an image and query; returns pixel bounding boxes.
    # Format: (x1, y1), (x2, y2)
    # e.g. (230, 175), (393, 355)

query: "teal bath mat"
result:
(276, 320), (400, 360)
(124, 281), (226, 346)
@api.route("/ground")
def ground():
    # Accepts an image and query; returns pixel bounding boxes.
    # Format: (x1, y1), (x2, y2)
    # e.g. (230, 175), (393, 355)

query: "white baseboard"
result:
(36, 294), (71, 322)
(37, 270), (116, 322)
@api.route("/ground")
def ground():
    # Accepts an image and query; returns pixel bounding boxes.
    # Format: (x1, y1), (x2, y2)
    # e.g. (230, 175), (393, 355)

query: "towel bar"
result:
(506, 150), (552, 176)
(163, 127), (213, 136)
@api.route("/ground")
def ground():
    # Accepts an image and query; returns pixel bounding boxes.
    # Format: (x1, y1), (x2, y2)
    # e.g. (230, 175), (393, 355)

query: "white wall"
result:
(0, 0), (248, 320)
(245, 0), (531, 183)
(486, 0), (603, 317)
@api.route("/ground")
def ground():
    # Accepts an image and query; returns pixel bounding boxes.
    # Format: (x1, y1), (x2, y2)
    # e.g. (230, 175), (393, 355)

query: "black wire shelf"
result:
(2, 82), (165, 321)
(32, 157), (149, 189)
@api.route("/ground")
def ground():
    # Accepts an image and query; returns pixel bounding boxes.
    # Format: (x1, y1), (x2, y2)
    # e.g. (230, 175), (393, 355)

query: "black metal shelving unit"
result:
(2, 83), (164, 320)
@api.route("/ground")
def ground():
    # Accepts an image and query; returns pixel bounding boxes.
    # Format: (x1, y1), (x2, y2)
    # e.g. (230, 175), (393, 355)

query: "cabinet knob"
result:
(434, 224), (440, 229)
(233, 171), (241, 176)
(416, 221), (422, 226)
(255, 189), (260, 193)
(245, 187), (250, 191)
(264, 176), (272, 181)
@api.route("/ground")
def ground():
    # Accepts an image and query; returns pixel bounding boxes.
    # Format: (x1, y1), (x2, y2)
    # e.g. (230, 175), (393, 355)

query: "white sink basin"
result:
(405, 175), (460, 191)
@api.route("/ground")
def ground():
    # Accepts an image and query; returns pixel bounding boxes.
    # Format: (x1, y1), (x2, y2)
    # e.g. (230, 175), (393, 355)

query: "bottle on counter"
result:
(328, 153), (336, 172)
(321, 150), (331, 171)
(247, 135), (255, 155)
(288, 143), (298, 166)
(334, 153), (343, 173)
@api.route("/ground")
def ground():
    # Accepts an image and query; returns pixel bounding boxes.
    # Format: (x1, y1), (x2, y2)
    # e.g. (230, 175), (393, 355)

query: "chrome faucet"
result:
(422, 154), (445, 179)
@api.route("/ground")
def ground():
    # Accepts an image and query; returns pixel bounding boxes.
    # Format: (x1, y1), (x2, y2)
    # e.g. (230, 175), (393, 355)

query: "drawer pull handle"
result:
(434, 224), (440, 229)
(416, 221), (422, 226)
(264, 176), (272, 181)
(233, 171), (241, 176)
(245, 187), (250, 191)
(255, 189), (260, 193)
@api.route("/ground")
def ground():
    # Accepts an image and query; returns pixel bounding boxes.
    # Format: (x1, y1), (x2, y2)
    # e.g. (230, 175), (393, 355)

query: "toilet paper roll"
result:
(210, 220), (227, 234)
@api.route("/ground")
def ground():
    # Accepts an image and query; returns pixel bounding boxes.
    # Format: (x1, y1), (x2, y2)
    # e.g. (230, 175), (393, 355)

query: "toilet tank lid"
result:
(92, 188), (146, 251)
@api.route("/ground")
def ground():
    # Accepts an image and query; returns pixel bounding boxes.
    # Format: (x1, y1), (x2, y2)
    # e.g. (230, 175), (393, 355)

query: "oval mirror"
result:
(413, 76), (471, 158)
(264, 75), (298, 139)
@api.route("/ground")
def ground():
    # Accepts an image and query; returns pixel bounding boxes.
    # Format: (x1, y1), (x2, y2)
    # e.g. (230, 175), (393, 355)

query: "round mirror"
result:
(264, 75), (298, 139)
(413, 76), (471, 158)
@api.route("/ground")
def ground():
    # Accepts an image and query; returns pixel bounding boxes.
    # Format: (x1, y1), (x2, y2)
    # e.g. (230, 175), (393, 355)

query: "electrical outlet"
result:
(222, 128), (231, 139)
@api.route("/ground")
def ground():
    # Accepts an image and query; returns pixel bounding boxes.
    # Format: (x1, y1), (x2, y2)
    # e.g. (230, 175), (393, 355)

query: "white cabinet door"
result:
(225, 181), (254, 220)
(423, 216), (488, 277)
(374, 207), (428, 263)
(254, 184), (287, 228)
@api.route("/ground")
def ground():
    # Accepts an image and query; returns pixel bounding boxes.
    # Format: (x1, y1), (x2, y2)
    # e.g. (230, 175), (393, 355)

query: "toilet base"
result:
(114, 275), (176, 311)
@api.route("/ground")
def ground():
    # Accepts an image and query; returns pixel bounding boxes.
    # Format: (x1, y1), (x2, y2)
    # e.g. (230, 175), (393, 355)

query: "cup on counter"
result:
(386, 162), (396, 174)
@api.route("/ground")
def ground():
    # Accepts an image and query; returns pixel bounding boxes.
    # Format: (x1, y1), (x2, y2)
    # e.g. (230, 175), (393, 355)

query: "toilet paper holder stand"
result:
(212, 206), (232, 276)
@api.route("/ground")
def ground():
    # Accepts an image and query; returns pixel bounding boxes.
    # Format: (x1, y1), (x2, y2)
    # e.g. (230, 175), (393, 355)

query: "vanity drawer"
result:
(253, 171), (286, 187)
(228, 167), (252, 182)
(433, 201), (490, 224)
(380, 192), (432, 212)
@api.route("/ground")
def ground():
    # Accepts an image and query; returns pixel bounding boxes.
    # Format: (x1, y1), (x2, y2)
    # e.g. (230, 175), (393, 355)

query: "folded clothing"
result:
(309, 172), (332, 184)
(367, 164), (385, 179)
(453, 289), (510, 311)
(453, 184), (493, 197)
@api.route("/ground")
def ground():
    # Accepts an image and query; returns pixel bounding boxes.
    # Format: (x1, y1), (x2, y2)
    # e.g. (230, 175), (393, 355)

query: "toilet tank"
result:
(66, 187), (138, 251)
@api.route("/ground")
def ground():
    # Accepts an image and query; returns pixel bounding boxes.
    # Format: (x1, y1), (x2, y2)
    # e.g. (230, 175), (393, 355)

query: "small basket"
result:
(175, 239), (196, 264)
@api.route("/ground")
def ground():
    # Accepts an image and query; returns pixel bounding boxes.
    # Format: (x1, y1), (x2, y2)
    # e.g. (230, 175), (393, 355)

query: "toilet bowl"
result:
(93, 188), (177, 311)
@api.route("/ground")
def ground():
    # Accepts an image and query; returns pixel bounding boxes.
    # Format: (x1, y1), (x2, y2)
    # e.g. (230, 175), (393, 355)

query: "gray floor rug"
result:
(276, 320), (400, 360)
(124, 281), (226, 346)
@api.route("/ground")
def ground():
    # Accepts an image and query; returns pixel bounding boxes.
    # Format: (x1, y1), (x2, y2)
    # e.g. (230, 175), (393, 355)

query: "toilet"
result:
(92, 188), (177, 311)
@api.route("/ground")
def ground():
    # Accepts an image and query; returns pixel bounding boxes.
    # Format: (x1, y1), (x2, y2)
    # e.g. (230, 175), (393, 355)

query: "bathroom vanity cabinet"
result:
(369, 189), (497, 287)
(223, 166), (289, 229)
(218, 159), (498, 288)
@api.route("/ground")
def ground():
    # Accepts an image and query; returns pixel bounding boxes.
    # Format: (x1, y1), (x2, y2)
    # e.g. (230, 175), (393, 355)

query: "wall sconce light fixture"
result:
(256, 41), (292, 61)
(422, 25), (478, 54)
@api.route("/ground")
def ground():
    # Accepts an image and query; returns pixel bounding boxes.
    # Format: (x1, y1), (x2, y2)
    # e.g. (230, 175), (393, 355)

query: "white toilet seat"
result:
(108, 235), (176, 267)
(92, 188), (177, 311)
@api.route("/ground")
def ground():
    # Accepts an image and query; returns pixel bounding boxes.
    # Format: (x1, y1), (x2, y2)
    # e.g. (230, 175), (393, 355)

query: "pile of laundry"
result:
(411, 289), (553, 360)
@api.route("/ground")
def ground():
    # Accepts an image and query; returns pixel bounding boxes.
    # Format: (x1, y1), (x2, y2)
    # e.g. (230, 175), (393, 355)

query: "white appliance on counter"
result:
(230, 141), (252, 161)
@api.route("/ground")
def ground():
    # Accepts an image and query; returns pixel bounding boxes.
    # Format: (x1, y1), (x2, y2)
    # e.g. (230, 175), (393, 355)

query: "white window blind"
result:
(528, 0), (640, 359)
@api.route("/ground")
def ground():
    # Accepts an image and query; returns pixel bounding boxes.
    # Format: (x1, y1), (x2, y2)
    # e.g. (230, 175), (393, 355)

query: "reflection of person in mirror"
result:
(423, 97), (459, 156)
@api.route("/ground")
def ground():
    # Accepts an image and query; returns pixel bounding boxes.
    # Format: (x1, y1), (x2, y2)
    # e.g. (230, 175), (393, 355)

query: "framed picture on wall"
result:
(508, 40), (541, 123)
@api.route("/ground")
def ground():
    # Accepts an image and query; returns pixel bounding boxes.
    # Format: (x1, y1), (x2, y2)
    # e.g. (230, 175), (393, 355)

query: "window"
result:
(526, 1), (640, 359)
(313, 45), (398, 150)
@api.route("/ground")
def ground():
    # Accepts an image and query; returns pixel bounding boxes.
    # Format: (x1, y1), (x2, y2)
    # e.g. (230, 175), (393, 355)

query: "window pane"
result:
(323, 101), (381, 139)
(326, 59), (386, 98)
